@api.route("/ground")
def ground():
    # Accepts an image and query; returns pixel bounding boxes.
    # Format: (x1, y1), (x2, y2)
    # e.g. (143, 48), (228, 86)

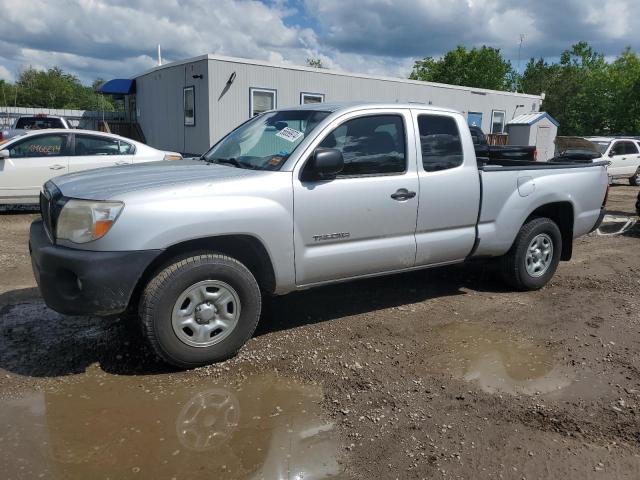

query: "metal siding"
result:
(140, 57), (542, 153)
(136, 59), (209, 155)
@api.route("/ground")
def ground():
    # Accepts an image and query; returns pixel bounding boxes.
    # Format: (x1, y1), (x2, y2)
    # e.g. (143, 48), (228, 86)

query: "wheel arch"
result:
(129, 234), (277, 312)
(524, 201), (574, 261)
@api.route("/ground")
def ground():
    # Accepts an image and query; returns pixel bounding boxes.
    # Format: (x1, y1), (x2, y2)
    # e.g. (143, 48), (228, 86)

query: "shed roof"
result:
(507, 112), (559, 127)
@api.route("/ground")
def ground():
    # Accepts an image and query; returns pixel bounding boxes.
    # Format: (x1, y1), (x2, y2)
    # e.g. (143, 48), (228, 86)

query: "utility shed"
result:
(127, 54), (543, 155)
(506, 112), (559, 162)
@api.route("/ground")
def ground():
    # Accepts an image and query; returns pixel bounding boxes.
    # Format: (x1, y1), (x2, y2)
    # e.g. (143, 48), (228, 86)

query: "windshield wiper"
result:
(203, 157), (241, 167)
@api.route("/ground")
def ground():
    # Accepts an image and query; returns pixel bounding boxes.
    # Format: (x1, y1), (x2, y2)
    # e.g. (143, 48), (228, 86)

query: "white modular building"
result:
(107, 54), (544, 155)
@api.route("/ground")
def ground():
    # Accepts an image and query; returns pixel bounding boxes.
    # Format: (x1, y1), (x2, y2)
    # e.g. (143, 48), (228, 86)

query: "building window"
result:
(250, 88), (276, 117)
(183, 86), (195, 126)
(300, 92), (325, 104)
(467, 112), (483, 128)
(491, 110), (506, 134)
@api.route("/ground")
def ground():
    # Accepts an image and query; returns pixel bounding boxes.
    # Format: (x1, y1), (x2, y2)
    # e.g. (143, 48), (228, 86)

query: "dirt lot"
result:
(0, 186), (639, 479)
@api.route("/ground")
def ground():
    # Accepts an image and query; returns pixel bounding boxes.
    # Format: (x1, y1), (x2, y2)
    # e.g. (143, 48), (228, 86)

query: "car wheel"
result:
(140, 253), (261, 368)
(629, 169), (640, 186)
(500, 217), (562, 291)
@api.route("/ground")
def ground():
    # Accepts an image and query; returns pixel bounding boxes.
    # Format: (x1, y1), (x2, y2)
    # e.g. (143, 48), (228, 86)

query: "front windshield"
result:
(593, 141), (610, 154)
(202, 110), (331, 170)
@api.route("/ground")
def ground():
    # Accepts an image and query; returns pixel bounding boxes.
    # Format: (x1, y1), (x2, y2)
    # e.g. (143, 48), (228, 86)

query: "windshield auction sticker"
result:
(275, 127), (304, 143)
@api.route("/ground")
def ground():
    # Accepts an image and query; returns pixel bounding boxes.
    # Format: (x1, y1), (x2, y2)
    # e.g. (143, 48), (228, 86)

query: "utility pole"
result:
(516, 34), (525, 92)
(157, 44), (162, 66)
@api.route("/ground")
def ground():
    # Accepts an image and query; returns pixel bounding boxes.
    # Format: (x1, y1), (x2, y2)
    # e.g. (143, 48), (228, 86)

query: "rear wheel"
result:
(629, 168), (640, 186)
(500, 217), (562, 291)
(140, 253), (261, 368)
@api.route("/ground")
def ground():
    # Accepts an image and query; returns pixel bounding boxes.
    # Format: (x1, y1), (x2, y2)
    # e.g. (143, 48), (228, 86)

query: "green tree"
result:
(520, 42), (633, 136)
(409, 45), (516, 91)
(2, 66), (118, 111)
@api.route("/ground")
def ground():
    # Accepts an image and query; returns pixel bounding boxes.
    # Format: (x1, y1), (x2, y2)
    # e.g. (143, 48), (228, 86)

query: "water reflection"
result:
(434, 322), (571, 395)
(0, 372), (341, 479)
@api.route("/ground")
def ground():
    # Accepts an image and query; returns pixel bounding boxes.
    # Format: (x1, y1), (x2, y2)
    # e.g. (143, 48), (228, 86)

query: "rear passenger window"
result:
(611, 141), (638, 155)
(418, 115), (463, 172)
(119, 141), (134, 154)
(75, 135), (120, 156)
(624, 142), (638, 154)
(318, 115), (406, 176)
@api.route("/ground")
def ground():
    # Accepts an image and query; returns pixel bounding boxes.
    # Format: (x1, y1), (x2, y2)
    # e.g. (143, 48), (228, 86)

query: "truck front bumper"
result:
(29, 219), (161, 316)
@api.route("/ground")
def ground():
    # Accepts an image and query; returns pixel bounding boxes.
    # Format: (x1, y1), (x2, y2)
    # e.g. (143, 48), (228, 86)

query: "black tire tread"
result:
(139, 253), (261, 367)
(500, 217), (561, 291)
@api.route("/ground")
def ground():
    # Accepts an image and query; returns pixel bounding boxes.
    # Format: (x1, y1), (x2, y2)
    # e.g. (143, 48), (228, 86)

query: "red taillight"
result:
(533, 148), (538, 161)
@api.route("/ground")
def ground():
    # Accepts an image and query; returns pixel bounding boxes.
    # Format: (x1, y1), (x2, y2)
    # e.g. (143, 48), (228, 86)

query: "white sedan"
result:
(0, 129), (182, 204)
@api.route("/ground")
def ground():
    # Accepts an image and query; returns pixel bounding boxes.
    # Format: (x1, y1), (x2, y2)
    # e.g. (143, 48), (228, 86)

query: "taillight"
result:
(533, 148), (538, 161)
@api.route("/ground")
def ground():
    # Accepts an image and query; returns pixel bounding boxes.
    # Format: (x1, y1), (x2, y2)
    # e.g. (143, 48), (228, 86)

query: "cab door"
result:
(68, 133), (133, 173)
(0, 132), (71, 200)
(292, 109), (419, 286)
(413, 111), (480, 265)
(607, 140), (640, 176)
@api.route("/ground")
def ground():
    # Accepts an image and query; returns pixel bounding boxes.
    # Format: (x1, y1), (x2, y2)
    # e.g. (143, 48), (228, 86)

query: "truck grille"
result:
(40, 181), (64, 242)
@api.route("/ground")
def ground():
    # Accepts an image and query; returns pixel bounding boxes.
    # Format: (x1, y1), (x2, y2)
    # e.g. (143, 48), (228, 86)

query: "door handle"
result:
(114, 161), (129, 165)
(390, 188), (416, 201)
(49, 164), (65, 170)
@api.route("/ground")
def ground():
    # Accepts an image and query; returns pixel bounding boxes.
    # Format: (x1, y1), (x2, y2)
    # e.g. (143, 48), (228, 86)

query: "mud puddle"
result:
(0, 370), (341, 480)
(432, 322), (572, 395)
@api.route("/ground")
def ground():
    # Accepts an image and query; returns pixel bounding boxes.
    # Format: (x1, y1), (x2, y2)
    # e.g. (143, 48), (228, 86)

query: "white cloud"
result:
(0, 64), (13, 82)
(0, 0), (637, 84)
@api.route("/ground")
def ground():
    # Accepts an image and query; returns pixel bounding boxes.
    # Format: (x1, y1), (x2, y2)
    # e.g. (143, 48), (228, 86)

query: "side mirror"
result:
(608, 150), (615, 157)
(0, 150), (9, 159)
(304, 148), (344, 180)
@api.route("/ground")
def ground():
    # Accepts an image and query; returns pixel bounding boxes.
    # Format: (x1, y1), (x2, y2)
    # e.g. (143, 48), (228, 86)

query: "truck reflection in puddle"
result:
(433, 322), (571, 395)
(0, 372), (341, 479)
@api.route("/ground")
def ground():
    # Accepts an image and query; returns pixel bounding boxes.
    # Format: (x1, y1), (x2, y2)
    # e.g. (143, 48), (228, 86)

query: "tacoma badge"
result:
(312, 232), (351, 242)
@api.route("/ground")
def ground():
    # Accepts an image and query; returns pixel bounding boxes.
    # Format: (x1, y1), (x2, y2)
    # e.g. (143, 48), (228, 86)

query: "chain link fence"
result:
(0, 107), (127, 130)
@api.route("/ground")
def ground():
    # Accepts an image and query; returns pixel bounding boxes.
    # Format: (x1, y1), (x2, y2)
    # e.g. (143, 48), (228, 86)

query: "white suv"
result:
(587, 137), (640, 185)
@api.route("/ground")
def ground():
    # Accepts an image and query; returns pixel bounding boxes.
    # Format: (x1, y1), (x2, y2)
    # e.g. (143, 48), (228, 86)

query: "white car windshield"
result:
(202, 110), (330, 170)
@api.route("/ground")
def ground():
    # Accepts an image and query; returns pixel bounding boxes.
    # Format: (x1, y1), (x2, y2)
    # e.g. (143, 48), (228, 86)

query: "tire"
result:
(500, 217), (562, 291)
(629, 169), (640, 186)
(140, 253), (261, 368)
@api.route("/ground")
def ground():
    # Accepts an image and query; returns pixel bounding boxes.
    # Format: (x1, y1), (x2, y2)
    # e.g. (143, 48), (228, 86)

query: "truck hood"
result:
(52, 159), (266, 200)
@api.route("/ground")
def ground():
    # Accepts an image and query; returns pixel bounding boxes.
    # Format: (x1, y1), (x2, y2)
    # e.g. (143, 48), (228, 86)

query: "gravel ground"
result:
(0, 185), (639, 479)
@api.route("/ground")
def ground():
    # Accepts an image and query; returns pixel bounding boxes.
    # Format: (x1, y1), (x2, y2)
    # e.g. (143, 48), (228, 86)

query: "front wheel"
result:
(140, 253), (261, 368)
(500, 217), (562, 291)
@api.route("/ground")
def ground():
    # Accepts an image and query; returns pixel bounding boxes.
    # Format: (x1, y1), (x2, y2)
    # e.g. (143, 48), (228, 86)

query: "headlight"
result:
(56, 200), (124, 243)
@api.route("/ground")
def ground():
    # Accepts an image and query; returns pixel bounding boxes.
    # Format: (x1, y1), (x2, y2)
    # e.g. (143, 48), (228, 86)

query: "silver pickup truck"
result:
(30, 103), (609, 367)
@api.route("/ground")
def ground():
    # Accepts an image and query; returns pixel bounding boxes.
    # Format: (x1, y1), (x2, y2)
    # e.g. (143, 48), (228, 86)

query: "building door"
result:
(536, 126), (550, 161)
(467, 112), (483, 130)
(128, 95), (137, 123)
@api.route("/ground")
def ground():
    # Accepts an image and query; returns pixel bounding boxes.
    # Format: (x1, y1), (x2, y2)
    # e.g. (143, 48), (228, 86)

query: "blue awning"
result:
(99, 78), (135, 95)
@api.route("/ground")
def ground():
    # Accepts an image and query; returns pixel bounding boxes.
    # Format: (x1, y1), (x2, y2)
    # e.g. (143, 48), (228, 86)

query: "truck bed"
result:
(473, 161), (608, 258)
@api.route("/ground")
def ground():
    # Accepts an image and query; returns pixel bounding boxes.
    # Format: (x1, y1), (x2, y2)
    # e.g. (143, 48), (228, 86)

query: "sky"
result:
(0, 0), (638, 85)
